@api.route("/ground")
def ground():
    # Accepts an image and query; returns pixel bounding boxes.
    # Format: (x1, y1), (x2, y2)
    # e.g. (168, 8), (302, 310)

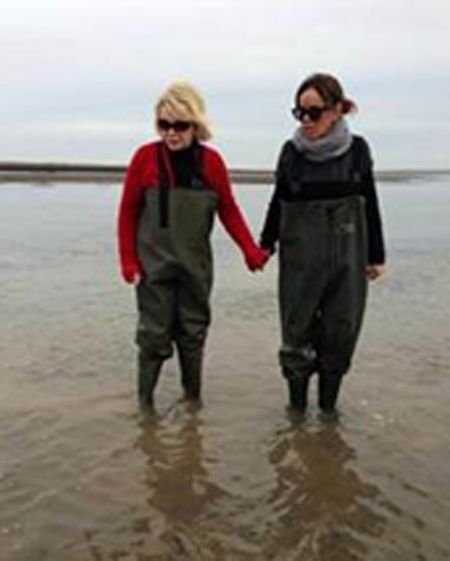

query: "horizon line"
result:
(1, 160), (450, 185)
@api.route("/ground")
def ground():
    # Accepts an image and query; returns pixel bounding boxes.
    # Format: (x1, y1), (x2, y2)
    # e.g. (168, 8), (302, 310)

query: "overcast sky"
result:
(2, 0), (450, 169)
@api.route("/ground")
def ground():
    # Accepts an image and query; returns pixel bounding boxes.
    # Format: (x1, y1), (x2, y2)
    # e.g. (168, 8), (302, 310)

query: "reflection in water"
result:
(263, 421), (387, 560)
(126, 412), (394, 560)
(80, 410), (409, 561)
(131, 404), (228, 559)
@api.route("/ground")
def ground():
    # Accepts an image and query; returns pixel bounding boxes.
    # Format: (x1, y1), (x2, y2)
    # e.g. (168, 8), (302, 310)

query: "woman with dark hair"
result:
(260, 73), (386, 419)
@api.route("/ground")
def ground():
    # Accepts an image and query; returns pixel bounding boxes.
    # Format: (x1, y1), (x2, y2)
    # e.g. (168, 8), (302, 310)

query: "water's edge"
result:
(1, 161), (450, 184)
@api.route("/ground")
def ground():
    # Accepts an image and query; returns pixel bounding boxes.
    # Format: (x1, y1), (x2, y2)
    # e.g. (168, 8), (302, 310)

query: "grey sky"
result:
(2, 0), (450, 168)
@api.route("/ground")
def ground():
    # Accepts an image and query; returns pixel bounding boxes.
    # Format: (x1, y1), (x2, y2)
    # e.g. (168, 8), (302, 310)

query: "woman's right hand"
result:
(366, 263), (387, 281)
(122, 262), (143, 284)
(131, 273), (141, 285)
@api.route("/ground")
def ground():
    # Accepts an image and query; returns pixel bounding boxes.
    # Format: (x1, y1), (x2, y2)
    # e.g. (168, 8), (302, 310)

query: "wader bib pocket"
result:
(137, 188), (218, 281)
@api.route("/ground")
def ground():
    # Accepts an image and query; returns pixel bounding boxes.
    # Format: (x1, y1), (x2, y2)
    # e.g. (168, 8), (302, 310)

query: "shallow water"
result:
(1, 178), (450, 560)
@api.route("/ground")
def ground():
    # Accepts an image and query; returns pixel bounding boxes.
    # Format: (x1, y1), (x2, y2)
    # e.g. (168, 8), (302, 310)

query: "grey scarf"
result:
(291, 118), (352, 162)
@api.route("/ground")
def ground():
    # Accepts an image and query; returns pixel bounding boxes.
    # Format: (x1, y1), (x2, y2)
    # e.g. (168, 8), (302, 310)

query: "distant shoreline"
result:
(1, 161), (450, 185)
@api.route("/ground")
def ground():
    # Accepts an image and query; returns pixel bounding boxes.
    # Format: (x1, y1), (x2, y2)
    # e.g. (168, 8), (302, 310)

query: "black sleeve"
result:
(359, 138), (386, 264)
(259, 143), (290, 252)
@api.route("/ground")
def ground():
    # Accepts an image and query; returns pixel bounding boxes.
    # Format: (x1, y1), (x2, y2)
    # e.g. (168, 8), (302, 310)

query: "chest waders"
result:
(279, 192), (368, 415)
(135, 147), (218, 409)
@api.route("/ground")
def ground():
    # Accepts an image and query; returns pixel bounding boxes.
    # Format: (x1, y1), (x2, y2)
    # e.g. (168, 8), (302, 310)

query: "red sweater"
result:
(117, 141), (261, 282)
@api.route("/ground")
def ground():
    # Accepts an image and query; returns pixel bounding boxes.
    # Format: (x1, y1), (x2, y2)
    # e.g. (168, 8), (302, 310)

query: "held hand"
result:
(259, 248), (272, 270)
(366, 263), (387, 281)
(245, 247), (271, 272)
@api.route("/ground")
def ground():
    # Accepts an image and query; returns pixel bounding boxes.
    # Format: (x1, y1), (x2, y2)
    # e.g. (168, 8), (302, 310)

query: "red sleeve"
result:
(203, 147), (260, 260)
(117, 144), (154, 282)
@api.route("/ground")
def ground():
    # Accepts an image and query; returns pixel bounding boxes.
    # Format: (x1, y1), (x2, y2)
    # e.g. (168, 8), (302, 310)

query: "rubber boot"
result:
(283, 368), (311, 413)
(137, 351), (163, 410)
(178, 348), (203, 402)
(318, 372), (343, 420)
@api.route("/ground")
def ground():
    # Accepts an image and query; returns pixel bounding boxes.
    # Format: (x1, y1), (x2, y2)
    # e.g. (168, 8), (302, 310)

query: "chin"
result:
(304, 128), (328, 141)
(303, 130), (319, 140)
(166, 142), (183, 151)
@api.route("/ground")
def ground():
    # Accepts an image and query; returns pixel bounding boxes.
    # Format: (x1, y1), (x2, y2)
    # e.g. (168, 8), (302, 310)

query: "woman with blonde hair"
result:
(118, 82), (268, 410)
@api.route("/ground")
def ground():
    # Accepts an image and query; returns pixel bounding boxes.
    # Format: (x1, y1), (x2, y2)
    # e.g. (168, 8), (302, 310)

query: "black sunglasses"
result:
(291, 105), (328, 123)
(157, 118), (192, 132)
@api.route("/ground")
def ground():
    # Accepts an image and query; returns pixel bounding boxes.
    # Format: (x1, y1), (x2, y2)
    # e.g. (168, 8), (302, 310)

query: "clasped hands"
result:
(245, 245), (271, 272)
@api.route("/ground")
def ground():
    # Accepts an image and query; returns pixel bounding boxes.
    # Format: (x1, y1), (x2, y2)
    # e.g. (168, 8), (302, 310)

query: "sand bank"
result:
(1, 161), (450, 184)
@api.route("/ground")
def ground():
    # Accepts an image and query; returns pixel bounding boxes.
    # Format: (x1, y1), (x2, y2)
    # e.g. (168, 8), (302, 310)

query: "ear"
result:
(331, 101), (343, 122)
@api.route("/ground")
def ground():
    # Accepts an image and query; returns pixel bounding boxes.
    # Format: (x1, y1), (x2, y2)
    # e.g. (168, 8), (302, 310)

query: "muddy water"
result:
(1, 180), (450, 560)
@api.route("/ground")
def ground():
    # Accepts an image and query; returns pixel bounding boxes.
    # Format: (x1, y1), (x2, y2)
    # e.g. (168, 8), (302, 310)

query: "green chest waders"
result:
(279, 195), (368, 412)
(135, 187), (218, 407)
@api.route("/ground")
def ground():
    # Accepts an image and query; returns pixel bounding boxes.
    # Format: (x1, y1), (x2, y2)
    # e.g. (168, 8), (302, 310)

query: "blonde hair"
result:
(155, 81), (212, 141)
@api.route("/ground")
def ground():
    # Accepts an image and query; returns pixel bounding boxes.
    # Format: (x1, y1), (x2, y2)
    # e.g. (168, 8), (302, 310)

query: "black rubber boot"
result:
(137, 352), (163, 410)
(178, 349), (203, 402)
(318, 372), (343, 420)
(284, 368), (311, 413)
(288, 377), (309, 411)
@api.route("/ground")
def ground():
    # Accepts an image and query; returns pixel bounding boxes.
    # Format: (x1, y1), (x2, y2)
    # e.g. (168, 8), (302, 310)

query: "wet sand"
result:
(1, 179), (450, 560)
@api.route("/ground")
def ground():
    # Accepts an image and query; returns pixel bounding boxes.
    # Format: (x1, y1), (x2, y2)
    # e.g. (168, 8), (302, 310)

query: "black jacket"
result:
(260, 135), (385, 264)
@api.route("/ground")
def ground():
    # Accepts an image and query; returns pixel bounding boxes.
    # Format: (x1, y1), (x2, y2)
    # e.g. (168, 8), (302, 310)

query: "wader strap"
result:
(157, 143), (173, 228)
(286, 141), (303, 195)
(191, 143), (206, 189)
(350, 137), (365, 184)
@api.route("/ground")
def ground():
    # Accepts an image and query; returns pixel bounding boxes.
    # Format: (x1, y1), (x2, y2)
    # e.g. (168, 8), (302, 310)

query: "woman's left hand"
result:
(246, 246), (271, 272)
(366, 263), (387, 281)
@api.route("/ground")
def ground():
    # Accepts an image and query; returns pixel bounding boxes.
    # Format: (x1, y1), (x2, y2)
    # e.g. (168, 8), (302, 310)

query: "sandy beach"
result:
(1, 177), (450, 560)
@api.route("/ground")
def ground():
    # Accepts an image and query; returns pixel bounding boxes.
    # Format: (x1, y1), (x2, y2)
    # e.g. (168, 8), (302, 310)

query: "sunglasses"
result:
(157, 118), (192, 133)
(291, 105), (328, 123)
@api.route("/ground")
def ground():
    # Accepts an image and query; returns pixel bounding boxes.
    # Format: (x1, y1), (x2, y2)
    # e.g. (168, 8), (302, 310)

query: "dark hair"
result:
(295, 73), (357, 114)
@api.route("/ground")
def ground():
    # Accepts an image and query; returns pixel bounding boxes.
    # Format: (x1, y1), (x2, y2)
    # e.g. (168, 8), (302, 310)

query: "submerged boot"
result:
(137, 352), (163, 410)
(284, 368), (311, 413)
(178, 349), (203, 402)
(318, 372), (343, 420)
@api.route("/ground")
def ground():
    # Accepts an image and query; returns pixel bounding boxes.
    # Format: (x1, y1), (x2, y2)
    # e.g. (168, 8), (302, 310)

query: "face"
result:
(157, 106), (195, 151)
(296, 87), (342, 140)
